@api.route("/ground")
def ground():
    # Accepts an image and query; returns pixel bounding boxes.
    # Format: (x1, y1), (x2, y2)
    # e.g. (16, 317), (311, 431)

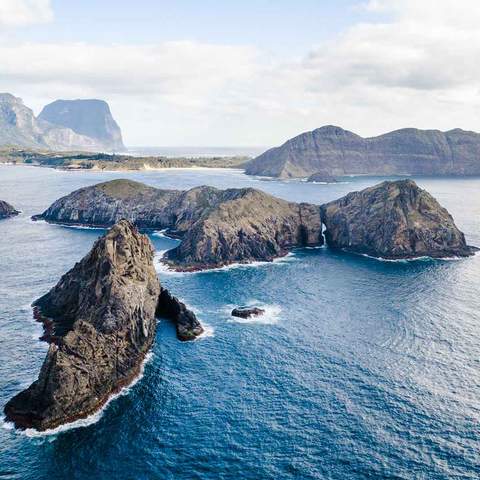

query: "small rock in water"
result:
(231, 307), (265, 319)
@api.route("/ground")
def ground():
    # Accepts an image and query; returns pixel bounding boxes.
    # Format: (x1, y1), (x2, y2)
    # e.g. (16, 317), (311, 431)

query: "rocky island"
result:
(0, 200), (19, 219)
(321, 179), (475, 259)
(245, 125), (480, 179)
(156, 288), (204, 341)
(32, 179), (475, 270)
(307, 171), (338, 183)
(232, 307), (265, 319)
(33, 179), (324, 270)
(4, 220), (202, 431)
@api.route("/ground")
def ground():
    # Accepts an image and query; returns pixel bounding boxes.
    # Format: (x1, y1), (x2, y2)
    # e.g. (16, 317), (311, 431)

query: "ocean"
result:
(1, 165), (479, 479)
(126, 146), (267, 158)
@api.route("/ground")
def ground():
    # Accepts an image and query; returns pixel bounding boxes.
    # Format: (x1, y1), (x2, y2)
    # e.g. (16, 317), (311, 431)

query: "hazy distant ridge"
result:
(245, 125), (480, 178)
(0, 93), (124, 152)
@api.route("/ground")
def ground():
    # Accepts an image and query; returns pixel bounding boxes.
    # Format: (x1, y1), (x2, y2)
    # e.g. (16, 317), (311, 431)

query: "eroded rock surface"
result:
(164, 189), (323, 270)
(231, 307), (265, 319)
(321, 179), (475, 259)
(33, 179), (324, 270)
(0, 200), (19, 219)
(32, 179), (180, 227)
(156, 288), (204, 341)
(4, 220), (161, 430)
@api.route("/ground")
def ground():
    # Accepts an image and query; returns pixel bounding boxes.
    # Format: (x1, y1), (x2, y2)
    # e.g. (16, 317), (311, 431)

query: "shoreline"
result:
(3, 348), (155, 437)
(0, 162), (246, 174)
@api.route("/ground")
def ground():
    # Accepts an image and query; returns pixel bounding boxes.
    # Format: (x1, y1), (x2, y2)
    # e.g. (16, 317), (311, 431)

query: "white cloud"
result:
(0, 0), (53, 27)
(2, 0), (480, 145)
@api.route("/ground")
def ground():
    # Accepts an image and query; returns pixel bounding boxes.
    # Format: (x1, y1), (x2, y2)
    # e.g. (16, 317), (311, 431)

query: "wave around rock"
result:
(321, 179), (476, 259)
(4, 219), (202, 431)
(0, 200), (19, 219)
(31, 178), (476, 269)
(32, 179), (324, 270)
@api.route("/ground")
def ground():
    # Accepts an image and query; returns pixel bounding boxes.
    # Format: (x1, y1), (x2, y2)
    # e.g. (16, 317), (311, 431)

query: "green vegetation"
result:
(0, 147), (249, 171)
(94, 179), (155, 199)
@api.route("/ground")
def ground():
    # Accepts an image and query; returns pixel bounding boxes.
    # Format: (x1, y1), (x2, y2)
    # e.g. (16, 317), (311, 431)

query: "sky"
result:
(1, 0), (480, 147)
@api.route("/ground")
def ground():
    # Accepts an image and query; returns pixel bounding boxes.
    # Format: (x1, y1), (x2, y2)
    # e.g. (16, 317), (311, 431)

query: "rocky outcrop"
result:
(321, 179), (476, 259)
(3, 220), (160, 431)
(0, 200), (19, 219)
(38, 99), (125, 152)
(156, 288), (204, 341)
(32, 179), (475, 268)
(245, 125), (480, 178)
(231, 307), (265, 319)
(32, 179), (181, 228)
(0, 93), (124, 152)
(307, 171), (338, 183)
(164, 189), (323, 270)
(33, 179), (325, 270)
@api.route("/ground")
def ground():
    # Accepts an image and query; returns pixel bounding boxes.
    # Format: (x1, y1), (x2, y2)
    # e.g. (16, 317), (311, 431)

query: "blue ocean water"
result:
(1, 165), (480, 479)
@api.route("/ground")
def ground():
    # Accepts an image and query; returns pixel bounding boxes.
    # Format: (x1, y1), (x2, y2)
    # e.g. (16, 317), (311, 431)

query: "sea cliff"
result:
(246, 125), (480, 178)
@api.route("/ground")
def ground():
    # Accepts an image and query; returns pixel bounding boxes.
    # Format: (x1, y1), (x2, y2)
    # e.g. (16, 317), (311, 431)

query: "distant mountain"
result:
(0, 93), (125, 152)
(0, 93), (46, 148)
(39, 99), (125, 151)
(245, 125), (480, 178)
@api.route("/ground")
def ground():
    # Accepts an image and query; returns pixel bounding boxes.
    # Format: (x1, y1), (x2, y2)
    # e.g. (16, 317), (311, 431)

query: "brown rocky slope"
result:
(32, 179), (476, 269)
(4, 220), (202, 431)
(33, 179), (325, 270)
(321, 179), (476, 259)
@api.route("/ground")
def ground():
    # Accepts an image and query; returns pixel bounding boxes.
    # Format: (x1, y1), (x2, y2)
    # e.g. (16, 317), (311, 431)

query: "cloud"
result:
(0, 0), (53, 27)
(1, 0), (480, 145)
(307, 0), (480, 92)
(0, 41), (261, 101)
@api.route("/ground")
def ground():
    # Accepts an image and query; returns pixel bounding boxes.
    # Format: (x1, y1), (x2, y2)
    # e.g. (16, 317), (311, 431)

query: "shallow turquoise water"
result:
(1, 165), (480, 479)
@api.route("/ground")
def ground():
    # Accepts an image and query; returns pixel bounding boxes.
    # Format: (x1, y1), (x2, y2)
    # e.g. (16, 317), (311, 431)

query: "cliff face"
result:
(156, 288), (204, 341)
(245, 125), (480, 178)
(34, 179), (180, 228)
(321, 179), (475, 259)
(165, 189), (323, 270)
(0, 93), (124, 152)
(4, 220), (161, 430)
(33, 179), (324, 270)
(0, 200), (19, 219)
(0, 93), (46, 148)
(38, 99), (125, 151)
(33, 179), (475, 268)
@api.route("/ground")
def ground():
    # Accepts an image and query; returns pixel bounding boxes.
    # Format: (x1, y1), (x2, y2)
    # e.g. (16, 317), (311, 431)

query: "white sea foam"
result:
(154, 251), (297, 276)
(225, 301), (282, 325)
(357, 251), (466, 263)
(195, 322), (215, 340)
(53, 223), (106, 231)
(154, 251), (184, 276)
(151, 229), (176, 239)
(2, 352), (155, 438)
(31, 218), (106, 231)
(308, 181), (351, 185)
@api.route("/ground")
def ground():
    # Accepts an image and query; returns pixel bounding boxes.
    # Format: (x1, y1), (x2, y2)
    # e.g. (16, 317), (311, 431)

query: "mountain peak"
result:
(0, 93), (21, 104)
(0, 93), (125, 152)
(39, 99), (125, 151)
(245, 125), (480, 178)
